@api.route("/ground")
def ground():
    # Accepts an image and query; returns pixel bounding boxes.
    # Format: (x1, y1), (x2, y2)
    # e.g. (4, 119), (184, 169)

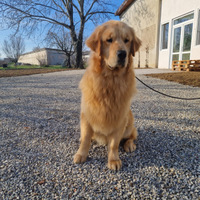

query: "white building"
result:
(18, 48), (90, 66)
(18, 48), (67, 66)
(116, 0), (200, 69)
(159, 0), (200, 69)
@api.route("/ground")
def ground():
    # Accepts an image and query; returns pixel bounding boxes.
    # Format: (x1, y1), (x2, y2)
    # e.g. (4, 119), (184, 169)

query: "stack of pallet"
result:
(172, 60), (200, 71)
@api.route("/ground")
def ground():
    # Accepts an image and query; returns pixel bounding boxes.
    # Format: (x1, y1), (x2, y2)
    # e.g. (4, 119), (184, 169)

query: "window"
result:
(174, 13), (194, 25)
(161, 23), (169, 49)
(196, 10), (200, 45)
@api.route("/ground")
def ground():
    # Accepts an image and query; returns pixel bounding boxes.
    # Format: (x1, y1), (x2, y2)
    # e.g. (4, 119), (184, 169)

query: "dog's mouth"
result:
(108, 63), (125, 71)
(108, 65), (114, 70)
(117, 60), (125, 67)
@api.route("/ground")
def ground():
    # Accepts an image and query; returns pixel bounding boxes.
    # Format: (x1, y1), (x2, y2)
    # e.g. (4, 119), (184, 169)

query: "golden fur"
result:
(74, 20), (141, 170)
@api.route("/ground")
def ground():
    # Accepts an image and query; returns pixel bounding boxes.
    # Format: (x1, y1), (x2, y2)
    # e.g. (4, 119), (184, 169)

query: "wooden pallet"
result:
(172, 60), (200, 71)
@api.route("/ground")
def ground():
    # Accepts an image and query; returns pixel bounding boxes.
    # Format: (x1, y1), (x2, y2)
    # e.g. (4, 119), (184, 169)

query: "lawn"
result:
(0, 64), (76, 78)
(145, 71), (200, 88)
(0, 64), (62, 70)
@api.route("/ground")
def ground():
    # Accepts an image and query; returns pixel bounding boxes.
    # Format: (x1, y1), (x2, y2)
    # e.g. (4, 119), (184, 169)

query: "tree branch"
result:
(85, 0), (98, 18)
(85, 11), (114, 22)
(1, 2), (71, 29)
(51, 0), (69, 19)
(71, 2), (81, 16)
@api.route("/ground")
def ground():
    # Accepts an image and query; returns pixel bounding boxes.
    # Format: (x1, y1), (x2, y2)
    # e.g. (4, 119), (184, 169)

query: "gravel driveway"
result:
(0, 69), (200, 199)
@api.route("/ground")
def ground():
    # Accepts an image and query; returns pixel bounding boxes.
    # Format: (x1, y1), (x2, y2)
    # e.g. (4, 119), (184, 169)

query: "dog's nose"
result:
(117, 50), (127, 60)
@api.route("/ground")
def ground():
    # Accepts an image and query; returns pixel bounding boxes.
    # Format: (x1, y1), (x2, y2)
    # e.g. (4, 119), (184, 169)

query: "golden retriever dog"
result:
(74, 20), (141, 170)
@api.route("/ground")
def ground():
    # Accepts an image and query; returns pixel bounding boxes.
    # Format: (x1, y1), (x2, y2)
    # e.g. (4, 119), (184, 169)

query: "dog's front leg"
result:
(74, 113), (93, 164)
(107, 128), (124, 170)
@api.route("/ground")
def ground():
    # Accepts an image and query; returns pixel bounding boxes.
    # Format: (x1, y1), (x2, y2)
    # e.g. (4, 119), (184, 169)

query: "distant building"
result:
(18, 48), (67, 65)
(18, 48), (90, 66)
(82, 51), (90, 63)
(116, 0), (200, 69)
(3, 58), (11, 63)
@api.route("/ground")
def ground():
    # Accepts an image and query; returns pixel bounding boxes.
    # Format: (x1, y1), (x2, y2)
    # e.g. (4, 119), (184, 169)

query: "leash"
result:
(135, 76), (200, 101)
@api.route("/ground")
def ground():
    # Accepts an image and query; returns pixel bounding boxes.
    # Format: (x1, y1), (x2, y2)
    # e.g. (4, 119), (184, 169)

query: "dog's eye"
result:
(124, 39), (129, 43)
(107, 38), (113, 43)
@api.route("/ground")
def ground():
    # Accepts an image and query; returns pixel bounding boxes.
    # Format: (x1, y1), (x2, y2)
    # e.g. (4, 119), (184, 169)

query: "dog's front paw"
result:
(108, 159), (122, 170)
(74, 153), (87, 164)
(124, 140), (136, 153)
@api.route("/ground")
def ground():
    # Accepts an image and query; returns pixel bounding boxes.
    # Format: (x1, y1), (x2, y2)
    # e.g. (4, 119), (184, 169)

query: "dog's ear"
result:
(131, 28), (142, 57)
(86, 25), (105, 56)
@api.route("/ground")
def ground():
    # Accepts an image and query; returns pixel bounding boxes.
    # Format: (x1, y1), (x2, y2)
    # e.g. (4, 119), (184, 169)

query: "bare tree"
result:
(45, 28), (74, 68)
(0, 0), (116, 68)
(2, 35), (25, 65)
(33, 46), (41, 51)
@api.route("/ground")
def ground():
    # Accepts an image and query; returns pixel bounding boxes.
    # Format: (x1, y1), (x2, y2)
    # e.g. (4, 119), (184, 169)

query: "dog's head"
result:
(86, 20), (141, 71)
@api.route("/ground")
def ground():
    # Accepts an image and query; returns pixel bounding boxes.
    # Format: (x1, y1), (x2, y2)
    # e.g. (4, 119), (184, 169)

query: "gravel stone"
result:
(0, 70), (200, 199)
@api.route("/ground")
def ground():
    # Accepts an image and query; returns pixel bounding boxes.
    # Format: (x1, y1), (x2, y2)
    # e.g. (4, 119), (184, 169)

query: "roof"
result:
(20, 48), (65, 56)
(20, 48), (90, 57)
(115, 0), (135, 16)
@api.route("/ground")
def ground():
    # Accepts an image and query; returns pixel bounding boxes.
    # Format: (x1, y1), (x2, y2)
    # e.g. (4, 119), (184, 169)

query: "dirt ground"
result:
(0, 68), (72, 78)
(145, 72), (200, 88)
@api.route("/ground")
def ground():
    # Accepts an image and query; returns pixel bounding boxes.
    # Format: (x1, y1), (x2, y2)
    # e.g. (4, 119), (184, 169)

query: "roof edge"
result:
(115, 0), (135, 16)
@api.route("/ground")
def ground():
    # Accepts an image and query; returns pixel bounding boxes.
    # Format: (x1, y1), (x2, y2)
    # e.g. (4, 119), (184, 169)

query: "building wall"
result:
(158, 0), (200, 69)
(46, 49), (66, 65)
(120, 0), (161, 68)
(18, 49), (66, 65)
(18, 49), (47, 65)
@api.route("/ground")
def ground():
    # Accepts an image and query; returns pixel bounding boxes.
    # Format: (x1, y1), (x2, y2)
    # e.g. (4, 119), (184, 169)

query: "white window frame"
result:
(196, 9), (200, 46)
(161, 22), (169, 50)
(169, 11), (194, 68)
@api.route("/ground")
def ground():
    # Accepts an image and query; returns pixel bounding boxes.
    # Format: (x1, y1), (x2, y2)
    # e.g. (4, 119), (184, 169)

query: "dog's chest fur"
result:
(80, 67), (136, 134)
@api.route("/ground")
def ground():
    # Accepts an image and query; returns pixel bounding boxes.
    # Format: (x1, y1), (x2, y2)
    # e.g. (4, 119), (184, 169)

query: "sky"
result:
(0, 0), (122, 59)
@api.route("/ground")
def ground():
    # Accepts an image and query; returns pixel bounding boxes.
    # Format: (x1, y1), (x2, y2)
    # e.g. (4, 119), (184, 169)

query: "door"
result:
(172, 22), (193, 62)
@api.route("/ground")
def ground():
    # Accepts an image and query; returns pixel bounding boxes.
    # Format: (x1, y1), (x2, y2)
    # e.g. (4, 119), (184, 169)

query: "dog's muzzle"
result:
(108, 50), (127, 70)
(117, 50), (126, 67)
(117, 50), (127, 60)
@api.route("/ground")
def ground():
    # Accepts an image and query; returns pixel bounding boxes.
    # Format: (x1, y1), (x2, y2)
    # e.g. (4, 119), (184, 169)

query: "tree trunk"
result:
(62, 54), (72, 68)
(75, 41), (83, 69)
(67, 55), (72, 68)
(74, 22), (84, 69)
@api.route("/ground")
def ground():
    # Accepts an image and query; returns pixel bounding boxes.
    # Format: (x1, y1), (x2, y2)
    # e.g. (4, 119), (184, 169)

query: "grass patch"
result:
(0, 64), (62, 70)
(145, 72), (200, 88)
(0, 64), (82, 78)
(0, 68), (77, 78)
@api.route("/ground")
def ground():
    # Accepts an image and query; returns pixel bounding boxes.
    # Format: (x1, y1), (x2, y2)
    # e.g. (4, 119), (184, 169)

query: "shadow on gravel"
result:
(130, 130), (198, 171)
(78, 125), (199, 177)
